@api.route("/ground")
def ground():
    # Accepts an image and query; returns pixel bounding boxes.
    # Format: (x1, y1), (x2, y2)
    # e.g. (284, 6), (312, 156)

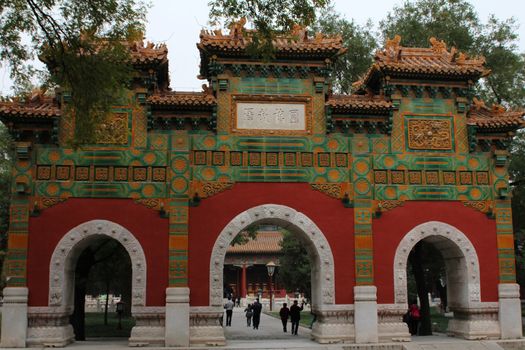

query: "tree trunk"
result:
(104, 278), (110, 325)
(410, 242), (432, 336)
(70, 249), (95, 341)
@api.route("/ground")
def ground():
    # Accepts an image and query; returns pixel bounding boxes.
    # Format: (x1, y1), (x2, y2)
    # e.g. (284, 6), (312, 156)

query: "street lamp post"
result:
(266, 261), (276, 311)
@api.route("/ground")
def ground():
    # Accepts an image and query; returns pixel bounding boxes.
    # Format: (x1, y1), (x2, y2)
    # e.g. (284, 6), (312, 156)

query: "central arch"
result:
(209, 204), (335, 308)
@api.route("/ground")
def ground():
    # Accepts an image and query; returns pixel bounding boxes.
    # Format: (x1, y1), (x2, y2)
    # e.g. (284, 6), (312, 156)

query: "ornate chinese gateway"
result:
(0, 23), (524, 347)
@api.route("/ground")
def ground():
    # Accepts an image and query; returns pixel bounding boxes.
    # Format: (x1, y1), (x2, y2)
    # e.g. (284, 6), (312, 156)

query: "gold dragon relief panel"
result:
(94, 112), (129, 145)
(406, 117), (454, 151)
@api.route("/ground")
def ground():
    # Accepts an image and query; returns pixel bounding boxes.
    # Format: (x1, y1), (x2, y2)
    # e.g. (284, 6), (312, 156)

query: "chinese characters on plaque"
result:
(236, 103), (306, 131)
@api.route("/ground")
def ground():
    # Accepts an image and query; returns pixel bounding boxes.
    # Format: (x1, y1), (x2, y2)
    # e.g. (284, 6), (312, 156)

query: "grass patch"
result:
(429, 307), (449, 333)
(85, 312), (135, 338)
(264, 311), (315, 328)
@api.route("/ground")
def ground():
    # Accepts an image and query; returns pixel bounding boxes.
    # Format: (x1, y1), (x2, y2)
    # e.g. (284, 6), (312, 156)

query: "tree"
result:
(70, 239), (132, 340)
(0, 0), (148, 145)
(276, 230), (311, 301)
(208, 0), (330, 58)
(407, 241), (446, 336)
(313, 7), (377, 94)
(380, 0), (525, 107)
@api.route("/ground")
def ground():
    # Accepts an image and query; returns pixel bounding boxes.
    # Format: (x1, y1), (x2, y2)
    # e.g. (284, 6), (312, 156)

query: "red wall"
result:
(27, 198), (168, 307)
(189, 182), (355, 306)
(373, 201), (499, 303)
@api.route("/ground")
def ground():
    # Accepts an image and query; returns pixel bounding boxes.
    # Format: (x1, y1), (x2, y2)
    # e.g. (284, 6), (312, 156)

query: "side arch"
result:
(393, 221), (481, 307)
(48, 219), (147, 312)
(209, 204), (335, 307)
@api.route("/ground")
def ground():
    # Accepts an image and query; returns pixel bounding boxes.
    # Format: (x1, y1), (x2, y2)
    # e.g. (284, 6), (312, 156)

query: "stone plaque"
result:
(407, 118), (452, 150)
(236, 103), (306, 131)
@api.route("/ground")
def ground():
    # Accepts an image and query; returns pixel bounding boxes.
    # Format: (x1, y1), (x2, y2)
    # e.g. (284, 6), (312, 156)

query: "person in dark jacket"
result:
(251, 298), (262, 329)
(279, 303), (290, 332)
(289, 300), (304, 335)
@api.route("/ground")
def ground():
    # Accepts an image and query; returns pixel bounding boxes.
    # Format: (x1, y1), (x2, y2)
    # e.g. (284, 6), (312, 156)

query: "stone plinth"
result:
(354, 286), (378, 343)
(165, 287), (190, 347)
(1, 287), (28, 348)
(498, 283), (523, 339)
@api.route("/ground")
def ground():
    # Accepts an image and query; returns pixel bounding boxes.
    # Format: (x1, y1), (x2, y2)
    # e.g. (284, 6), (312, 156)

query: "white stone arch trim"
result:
(210, 204), (336, 307)
(49, 220), (147, 312)
(393, 221), (481, 305)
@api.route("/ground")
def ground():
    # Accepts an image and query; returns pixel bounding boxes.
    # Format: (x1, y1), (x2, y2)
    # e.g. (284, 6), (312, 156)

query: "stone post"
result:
(165, 287), (190, 347)
(498, 283), (523, 339)
(354, 285), (378, 343)
(1, 287), (28, 348)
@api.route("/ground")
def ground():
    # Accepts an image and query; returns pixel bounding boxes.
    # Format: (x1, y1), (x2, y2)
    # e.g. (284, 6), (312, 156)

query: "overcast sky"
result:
(1, 0), (524, 94)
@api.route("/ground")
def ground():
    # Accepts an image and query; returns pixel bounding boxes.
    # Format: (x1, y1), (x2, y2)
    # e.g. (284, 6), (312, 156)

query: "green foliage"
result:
(230, 224), (259, 246)
(380, 0), (525, 107)
(208, 0), (330, 58)
(86, 239), (132, 298)
(0, 0), (148, 145)
(314, 7), (377, 94)
(276, 230), (311, 300)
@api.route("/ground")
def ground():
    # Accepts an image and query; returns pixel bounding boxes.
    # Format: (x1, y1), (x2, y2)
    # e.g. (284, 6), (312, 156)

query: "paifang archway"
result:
(209, 204), (336, 309)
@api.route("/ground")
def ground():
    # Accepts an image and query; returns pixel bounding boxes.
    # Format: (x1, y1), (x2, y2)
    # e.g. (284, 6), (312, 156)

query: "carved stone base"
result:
(378, 304), (411, 342)
(27, 325), (74, 347)
(189, 307), (226, 346)
(310, 305), (354, 344)
(447, 304), (500, 340)
(129, 307), (165, 347)
(26, 308), (74, 347)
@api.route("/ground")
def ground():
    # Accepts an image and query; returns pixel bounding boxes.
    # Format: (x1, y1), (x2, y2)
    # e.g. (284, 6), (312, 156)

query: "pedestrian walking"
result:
(223, 296), (234, 327)
(289, 300), (304, 335)
(244, 303), (253, 327)
(279, 303), (290, 332)
(252, 298), (262, 329)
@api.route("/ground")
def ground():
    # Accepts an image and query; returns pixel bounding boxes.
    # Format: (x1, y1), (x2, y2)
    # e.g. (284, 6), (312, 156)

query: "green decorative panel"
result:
(35, 181), (166, 198)
(36, 147), (168, 167)
(235, 77), (310, 95)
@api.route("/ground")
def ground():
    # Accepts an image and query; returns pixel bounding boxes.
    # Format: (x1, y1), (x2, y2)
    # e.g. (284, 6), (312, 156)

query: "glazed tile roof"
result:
(129, 40), (168, 66)
(227, 231), (283, 254)
(0, 92), (60, 119)
(468, 99), (525, 130)
(147, 89), (216, 108)
(359, 36), (490, 88)
(198, 20), (343, 58)
(327, 94), (392, 114)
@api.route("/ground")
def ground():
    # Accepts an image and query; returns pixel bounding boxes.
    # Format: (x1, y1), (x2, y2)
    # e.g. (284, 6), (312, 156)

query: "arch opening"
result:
(45, 220), (147, 344)
(208, 204), (336, 343)
(394, 221), (484, 338)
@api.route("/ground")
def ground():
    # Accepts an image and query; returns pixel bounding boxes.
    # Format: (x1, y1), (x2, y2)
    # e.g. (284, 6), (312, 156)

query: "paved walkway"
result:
(224, 307), (313, 344)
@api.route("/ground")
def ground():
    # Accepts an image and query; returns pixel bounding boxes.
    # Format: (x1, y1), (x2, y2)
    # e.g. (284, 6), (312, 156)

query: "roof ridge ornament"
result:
(228, 18), (247, 39)
(385, 35), (401, 61)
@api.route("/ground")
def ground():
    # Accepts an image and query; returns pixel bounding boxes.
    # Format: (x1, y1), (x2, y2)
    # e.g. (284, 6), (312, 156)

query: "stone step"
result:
(402, 340), (505, 350)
